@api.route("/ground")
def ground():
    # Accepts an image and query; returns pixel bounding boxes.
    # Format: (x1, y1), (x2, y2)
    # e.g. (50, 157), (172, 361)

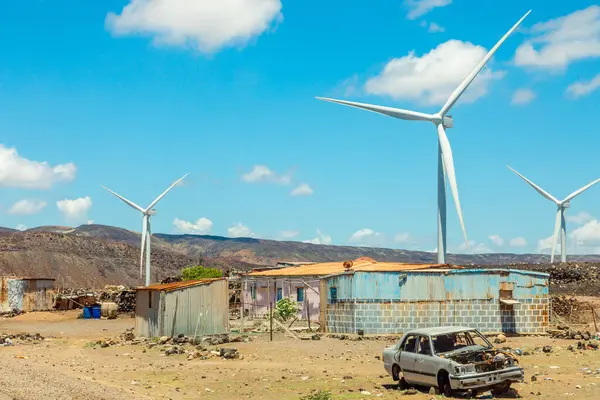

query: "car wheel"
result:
(392, 365), (400, 381)
(491, 382), (511, 395)
(438, 372), (453, 398)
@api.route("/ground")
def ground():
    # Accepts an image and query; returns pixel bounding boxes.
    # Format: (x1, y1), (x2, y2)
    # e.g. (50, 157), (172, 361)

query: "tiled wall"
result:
(326, 297), (549, 334)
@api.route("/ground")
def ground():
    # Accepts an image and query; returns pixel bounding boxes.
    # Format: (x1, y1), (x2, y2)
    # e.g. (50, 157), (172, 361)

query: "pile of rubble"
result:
(0, 309), (22, 318)
(548, 325), (599, 340)
(98, 285), (136, 313)
(91, 329), (248, 361)
(0, 332), (44, 346)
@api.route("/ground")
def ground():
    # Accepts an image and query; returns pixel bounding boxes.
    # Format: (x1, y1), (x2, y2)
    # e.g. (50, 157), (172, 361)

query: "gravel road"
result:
(0, 357), (147, 400)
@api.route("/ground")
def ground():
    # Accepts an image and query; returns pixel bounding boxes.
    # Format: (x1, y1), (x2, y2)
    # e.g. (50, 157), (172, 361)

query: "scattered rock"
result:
(542, 346), (553, 353)
(219, 348), (239, 359)
(360, 391), (371, 396)
(311, 334), (321, 340)
(343, 375), (352, 380)
(495, 334), (507, 344)
(159, 336), (171, 345)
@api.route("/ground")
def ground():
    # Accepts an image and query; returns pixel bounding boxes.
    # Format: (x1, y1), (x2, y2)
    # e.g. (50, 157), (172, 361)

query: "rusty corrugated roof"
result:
(247, 257), (462, 277)
(136, 278), (224, 292)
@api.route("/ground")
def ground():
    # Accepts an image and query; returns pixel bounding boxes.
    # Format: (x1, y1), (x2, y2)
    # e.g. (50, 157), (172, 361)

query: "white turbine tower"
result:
(508, 166), (600, 263)
(317, 11), (531, 264)
(102, 173), (189, 286)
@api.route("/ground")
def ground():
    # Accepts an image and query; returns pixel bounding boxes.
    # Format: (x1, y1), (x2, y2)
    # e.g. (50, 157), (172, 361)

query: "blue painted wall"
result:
(325, 269), (549, 302)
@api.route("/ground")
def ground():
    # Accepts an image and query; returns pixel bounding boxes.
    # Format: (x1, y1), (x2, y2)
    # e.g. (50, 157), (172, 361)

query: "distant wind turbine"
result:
(317, 11), (531, 264)
(102, 174), (189, 286)
(508, 166), (600, 263)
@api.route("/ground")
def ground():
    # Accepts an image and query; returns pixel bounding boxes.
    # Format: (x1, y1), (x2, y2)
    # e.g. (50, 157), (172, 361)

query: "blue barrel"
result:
(91, 305), (101, 319)
(83, 306), (92, 319)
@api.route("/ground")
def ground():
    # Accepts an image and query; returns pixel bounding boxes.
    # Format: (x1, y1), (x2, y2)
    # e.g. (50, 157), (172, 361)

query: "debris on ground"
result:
(1, 332), (44, 346)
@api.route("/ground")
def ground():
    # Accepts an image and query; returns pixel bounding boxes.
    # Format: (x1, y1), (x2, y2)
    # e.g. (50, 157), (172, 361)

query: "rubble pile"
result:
(0, 332), (44, 346)
(98, 285), (136, 313)
(547, 325), (599, 341)
(160, 276), (182, 284)
(92, 329), (248, 361)
(0, 309), (22, 318)
(54, 288), (96, 310)
(484, 263), (600, 296)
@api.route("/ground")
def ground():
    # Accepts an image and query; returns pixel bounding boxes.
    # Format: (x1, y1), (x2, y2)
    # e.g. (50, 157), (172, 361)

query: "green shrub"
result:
(273, 298), (300, 322)
(181, 265), (223, 281)
(300, 390), (332, 400)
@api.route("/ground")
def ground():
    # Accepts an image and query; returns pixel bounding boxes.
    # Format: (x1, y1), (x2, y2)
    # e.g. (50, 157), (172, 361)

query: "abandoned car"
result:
(383, 326), (523, 396)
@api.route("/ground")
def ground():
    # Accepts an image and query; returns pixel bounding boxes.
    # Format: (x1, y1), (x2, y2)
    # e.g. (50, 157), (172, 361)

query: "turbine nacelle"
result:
(560, 202), (571, 209)
(146, 209), (157, 216)
(431, 114), (454, 129)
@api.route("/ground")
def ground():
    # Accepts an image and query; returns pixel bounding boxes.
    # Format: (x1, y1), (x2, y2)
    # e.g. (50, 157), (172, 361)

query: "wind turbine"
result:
(508, 166), (600, 263)
(102, 173), (189, 286)
(316, 11), (531, 264)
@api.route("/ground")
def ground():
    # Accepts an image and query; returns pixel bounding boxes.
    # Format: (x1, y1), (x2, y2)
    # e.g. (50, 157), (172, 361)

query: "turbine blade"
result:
(507, 166), (560, 204)
(140, 216), (148, 279)
(316, 97), (435, 122)
(147, 173), (189, 210)
(550, 209), (561, 263)
(437, 124), (467, 246)
(563, 178), (600, 203)
(439, 10), (531, 116)
(101, 186), (145, 212)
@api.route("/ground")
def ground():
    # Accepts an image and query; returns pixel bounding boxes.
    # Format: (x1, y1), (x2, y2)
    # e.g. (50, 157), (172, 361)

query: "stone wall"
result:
(326, 297), (549, 335)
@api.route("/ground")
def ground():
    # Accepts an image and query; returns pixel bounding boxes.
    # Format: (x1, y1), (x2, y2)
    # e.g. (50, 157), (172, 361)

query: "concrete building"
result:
(243, 257), (450, 323)
(135, 278), (229, 338)
(0, 276), (55, 313)
(323, 267), (549, 334)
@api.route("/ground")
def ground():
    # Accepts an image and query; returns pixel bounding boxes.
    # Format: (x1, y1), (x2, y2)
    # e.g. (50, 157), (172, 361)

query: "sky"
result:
(1, 0), (600, 255)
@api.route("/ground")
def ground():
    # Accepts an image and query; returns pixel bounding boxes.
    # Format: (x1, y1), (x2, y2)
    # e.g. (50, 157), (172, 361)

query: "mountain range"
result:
(1, 224), (599, 288)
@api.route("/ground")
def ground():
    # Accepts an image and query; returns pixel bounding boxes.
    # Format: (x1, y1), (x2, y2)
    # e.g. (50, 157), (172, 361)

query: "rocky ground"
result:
(1, 311), (600, 400)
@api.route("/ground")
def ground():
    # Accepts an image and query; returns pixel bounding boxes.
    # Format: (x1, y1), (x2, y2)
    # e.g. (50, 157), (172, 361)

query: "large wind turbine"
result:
(102, 174), (189, 286)
(316, 11), (531, 264)
(508, 166), (600, 263)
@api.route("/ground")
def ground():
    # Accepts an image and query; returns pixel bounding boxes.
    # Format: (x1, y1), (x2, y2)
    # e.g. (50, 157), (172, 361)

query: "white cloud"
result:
(348, 228), (384, 246)
(394, 233), (411, 243)
(0, 145), (76, 189)
(458, 240), (491, 254)
(241, 165), (291, 184)
(488, 234), (504, 247)
(290, 183), (313, 196)
(8, 199), (47, 215)
(571, 220), (600, 247)
(511, 88), (536, 105)
(56, 197), (92, 223)
(567, 211), (594, 225)
(303, 229), (332, 245)
(15, 224), (27, 231)
(173, 217), (213, 234)
(106, 0), (283, 54)
(365, 40), (505, 106)
(420, 21), (445, 33)
(509, 237), (527, 247)
(228, 222), (256, 238)
(566, 74), (600, 98)
(279, 230), (299, 240)
(404, 0), (452, 20)
(514, 6), (600, 70)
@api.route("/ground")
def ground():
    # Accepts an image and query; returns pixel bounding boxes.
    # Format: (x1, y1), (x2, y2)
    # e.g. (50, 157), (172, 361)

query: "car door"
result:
(415, 335), (438, 387)
(398, 335), (421, 384)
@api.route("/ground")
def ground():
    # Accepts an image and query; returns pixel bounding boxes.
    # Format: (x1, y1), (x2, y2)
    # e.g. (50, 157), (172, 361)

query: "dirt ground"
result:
(1, 311), (600, 400)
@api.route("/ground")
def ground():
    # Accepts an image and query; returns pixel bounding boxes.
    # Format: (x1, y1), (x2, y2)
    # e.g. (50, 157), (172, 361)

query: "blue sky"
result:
(1, 0), (600, 255)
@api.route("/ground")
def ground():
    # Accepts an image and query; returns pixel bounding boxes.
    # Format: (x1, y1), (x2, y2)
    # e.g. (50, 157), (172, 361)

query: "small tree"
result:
(181, 265), (223, 281)
(273, 298), (300, 322)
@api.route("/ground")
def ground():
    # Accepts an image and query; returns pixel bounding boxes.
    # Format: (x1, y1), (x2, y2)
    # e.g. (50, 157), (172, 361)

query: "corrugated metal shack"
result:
(323, 266), (550, 335)
(135, 278), (229, 338)
(0, 276), (55, 313)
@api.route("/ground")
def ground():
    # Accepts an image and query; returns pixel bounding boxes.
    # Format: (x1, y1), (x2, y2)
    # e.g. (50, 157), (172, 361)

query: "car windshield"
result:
(431, 330), (493, 355)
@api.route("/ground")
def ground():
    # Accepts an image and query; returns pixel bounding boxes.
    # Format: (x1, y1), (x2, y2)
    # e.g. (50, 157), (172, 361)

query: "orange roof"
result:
(247, 257), (461, 277)
(136, 278), (224, 292)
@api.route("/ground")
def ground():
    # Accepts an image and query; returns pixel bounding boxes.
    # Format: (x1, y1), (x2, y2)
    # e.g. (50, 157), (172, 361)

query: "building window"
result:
(276, 287), (283, 301)
(296, 287), (305, 302)
(330, 287), (337, 304)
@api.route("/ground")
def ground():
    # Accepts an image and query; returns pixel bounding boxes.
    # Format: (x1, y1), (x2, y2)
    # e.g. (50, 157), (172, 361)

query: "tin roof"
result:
(136, 278), (224, 292)
(247, 257), (461, 277)
(1, 276), (55, 281)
